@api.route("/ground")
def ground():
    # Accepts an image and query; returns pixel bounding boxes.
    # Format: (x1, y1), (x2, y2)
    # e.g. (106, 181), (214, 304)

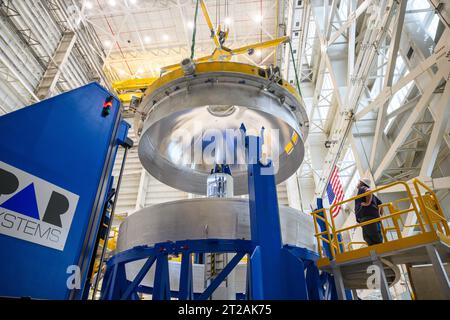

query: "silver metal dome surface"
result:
(136, 62), (309, 195)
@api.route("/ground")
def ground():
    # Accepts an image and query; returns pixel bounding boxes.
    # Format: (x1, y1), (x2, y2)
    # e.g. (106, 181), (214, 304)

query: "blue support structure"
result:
(245, 134), (287, 299)
(0, 83), (129, 299)
(153, 255), (171, 300)
(179, 253), (194, 300)
(121, 255), (157, 300)
(100, 238), (326, 300)
(99, 130), (334, 301)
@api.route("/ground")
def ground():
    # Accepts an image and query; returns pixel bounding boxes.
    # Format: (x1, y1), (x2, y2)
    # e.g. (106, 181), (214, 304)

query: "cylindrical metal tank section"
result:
(117, 199), (316, 294)
(121, 61), (312, 299)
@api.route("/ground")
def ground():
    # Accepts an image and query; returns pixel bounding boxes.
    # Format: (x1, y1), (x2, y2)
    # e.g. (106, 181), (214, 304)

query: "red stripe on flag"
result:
(329, 165), (344, 218)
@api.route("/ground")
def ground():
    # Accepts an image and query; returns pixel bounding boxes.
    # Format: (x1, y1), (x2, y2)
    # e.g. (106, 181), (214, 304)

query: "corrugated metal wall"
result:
(144, 176), (189, 206)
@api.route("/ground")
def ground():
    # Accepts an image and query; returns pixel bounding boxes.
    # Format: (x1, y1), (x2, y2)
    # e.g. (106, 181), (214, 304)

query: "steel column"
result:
(330, 261), (346, 301)
(246, 134), (285, 299)
(179, 253), (194, 300)
(153, 255), (171, 300)
(370, 251), (392, 300)
(426, 245), (450, 300)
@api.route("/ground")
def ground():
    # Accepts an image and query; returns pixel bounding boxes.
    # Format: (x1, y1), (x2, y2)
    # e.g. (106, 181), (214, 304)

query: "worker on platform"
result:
(355, 178), (383, 246)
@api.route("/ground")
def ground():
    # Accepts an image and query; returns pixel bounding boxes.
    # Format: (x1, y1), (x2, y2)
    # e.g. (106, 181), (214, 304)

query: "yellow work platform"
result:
(317, 232), (450, 290)
(311, 179), (450, 300)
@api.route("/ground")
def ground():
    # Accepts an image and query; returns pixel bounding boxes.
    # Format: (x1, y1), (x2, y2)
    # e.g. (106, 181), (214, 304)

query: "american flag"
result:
(327, 166), (344, 218)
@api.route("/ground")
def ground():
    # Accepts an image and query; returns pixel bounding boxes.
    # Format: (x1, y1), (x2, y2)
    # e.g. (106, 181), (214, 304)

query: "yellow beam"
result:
(200, 0), (221, 48)
(160, 36), (290, 73)
(230, 36), (290, 56)
(118, 92), (144, 103)
(112, 78), (157, 91)
(160, 54), (214, 73)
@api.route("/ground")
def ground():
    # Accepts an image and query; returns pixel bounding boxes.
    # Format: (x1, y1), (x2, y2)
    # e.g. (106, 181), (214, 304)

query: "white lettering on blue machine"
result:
(0, 161), (79, 251)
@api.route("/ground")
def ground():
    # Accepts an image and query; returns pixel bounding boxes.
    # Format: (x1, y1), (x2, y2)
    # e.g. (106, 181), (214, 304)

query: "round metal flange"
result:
(135, 62), (309, 195)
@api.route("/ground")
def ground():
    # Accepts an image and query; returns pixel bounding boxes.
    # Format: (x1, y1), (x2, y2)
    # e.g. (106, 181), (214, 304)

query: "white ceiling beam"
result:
(420, 75), (450, 177)
(373, 68), (447, 181)
(327, 0), (374, 46)
(386, 95), (420, 119)
(315, 0), (398, 195)
(369, 0), (407, 169)
(355, 45), (447, 120)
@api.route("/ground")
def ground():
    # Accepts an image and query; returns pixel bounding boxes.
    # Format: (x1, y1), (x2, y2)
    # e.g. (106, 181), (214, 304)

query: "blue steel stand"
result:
(100, 130), (332, 300)
(245, 131), (316, 299)
(100, 239), (325, 300)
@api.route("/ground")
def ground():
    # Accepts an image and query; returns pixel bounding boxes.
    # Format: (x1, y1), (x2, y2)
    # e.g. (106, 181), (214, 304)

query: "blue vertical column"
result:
(245, 134), (285, 299)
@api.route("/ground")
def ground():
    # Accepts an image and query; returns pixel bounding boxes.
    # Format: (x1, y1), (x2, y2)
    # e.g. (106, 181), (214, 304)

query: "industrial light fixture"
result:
(255, 49), (262, 57)
(187, 21), (194, 29)
(144, 36), (151, 44)
(253, 14), (263, 23)
(224, 17), (232, 25)
(104, 40), (112, 48)
(108, 0), (116, 6)
(84, 1), (93, 9)
(162, 34), (169, 41)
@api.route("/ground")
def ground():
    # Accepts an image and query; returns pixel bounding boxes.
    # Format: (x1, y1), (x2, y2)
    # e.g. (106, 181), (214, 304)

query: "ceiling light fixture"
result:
(85, 1), (93, 9)
(253, 15), (263, 23)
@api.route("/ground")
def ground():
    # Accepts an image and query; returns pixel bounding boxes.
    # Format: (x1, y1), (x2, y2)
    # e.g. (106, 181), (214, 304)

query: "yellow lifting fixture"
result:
(112, 0), (290, 105)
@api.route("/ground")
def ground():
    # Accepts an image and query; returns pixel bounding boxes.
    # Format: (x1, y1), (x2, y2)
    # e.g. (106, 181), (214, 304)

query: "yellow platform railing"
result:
(311, 179), (450, 260)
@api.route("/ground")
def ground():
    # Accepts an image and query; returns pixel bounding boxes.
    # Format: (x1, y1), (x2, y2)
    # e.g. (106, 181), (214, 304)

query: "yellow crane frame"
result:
(112, 0), (290, 103)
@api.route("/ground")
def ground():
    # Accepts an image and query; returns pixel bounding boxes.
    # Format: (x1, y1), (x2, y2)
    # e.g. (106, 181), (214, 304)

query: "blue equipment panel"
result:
(0, 83), (128, 299)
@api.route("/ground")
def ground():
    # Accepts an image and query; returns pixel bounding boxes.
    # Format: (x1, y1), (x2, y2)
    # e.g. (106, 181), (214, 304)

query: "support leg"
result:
(153, 255), (171, 300)
(426, 245), (450, 299)
(370, 251), (392, 300)
(179, 253), (194, 300)
(330, 262), (347, 300)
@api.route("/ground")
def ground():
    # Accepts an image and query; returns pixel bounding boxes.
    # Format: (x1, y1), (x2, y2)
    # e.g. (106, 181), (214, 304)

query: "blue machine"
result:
(0, 83), (129, 299)
(100, 129), (333, 300)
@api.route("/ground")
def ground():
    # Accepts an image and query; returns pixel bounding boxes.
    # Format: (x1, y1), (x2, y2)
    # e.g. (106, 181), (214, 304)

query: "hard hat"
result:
(360, 178), (372, 188)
